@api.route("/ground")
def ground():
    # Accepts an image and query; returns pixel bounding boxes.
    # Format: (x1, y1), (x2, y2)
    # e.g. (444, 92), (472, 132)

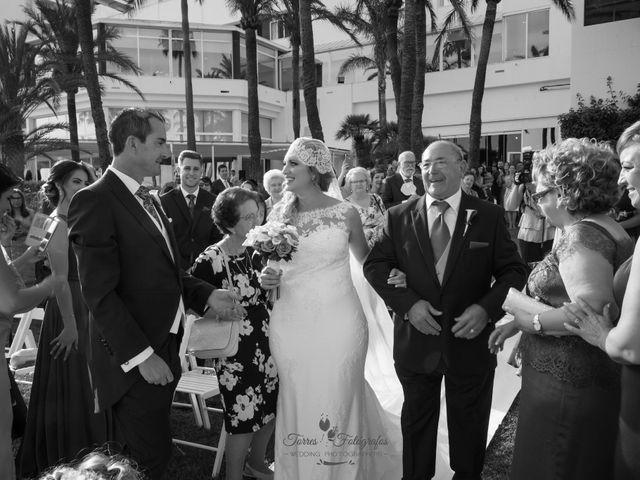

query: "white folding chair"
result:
(7, 308), (45, 378)
(172, 314), (227, 478)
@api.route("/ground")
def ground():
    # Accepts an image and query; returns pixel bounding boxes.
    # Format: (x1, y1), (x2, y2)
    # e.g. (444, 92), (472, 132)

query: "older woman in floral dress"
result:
(190, 187), (277, 480)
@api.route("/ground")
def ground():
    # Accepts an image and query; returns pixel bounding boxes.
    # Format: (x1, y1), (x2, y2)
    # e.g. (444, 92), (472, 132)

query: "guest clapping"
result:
(490, 139), (633, 480)
(345, 167), (386, 247)
(263, 169), (285, 217)
(562, 121), (640, 480)
(190, 187), (277, 480)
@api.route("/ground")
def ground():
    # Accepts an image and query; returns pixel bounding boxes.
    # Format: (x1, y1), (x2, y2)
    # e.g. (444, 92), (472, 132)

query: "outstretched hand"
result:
(207, 289), (246, 322)
(488, 321), (519, 354)
(562, 298), (612, 350)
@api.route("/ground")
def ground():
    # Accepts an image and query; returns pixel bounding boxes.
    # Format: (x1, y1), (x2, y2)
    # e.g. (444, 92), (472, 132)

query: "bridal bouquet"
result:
(243, 221), (300, 301)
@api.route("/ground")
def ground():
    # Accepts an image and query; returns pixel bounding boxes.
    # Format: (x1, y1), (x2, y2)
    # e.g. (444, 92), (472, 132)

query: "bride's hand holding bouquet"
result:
(244, 221), (299, 301)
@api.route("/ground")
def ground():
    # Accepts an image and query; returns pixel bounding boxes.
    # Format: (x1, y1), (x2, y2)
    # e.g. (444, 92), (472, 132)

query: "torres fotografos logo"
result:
(282, 414), (390, 466)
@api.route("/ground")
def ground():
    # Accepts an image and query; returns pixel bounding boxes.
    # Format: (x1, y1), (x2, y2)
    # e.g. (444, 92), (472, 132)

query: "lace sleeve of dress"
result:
(555, 221), (616, 267)
(267, 198), (286, 222)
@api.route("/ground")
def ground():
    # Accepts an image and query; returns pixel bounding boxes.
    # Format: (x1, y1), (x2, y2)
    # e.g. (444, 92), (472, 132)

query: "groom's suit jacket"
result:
(68, 170), (214, 411)
(364, 192), (527, 375)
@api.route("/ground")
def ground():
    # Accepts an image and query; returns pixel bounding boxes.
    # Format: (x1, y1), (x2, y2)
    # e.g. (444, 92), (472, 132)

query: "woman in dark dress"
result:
(19, 160), (107, 477)
(190, 187), (277, 480)
(562, 121), (640, 479)
(490, 139), (633, 479)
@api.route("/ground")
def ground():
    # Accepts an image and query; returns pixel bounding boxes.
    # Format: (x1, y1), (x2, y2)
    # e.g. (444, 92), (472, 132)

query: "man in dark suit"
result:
(381, 150), (426, 207)
(364, 140), (527, 480)
(211, 163), (232, 196)
(68, 108), (242, 479)
(160, 150), (222, 269)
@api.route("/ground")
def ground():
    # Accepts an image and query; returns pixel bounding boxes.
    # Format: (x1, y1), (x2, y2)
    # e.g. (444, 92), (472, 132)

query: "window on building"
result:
(585, 0), (640, 25)
(241, 114), (273, 141)
(258, 45), (277, 88)
(279, 57), (322, 91)
(442, 29), (472, 70)
(505, 9), (549, 61)
(199, 32), (233, 78)
(138, 28), (170, 76)
(169, 29), (200, 79)
(471, 22), (503, 66)
(269, 20), (290, 40)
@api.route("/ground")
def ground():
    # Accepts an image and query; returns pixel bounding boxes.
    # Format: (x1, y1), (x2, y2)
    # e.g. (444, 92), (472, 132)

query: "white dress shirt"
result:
(180, 185), (200, 204)
(108, 166), (186, 372)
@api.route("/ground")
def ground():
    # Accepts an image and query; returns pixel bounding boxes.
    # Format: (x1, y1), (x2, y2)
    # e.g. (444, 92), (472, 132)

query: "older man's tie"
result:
(431, 200), (450, 263)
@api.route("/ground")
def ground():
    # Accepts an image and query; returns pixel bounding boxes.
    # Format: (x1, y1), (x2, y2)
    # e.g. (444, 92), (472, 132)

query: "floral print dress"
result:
(190, 245), (278, 434)
(347, 193), (386, 247)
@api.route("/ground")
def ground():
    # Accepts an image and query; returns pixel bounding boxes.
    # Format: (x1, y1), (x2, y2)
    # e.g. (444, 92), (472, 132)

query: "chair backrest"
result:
(178, 314), (198, 372)
(7, 307), (45, 357)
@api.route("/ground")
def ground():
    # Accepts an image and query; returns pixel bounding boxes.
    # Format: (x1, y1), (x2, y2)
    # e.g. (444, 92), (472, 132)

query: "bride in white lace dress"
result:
(260, 138), (401, 480)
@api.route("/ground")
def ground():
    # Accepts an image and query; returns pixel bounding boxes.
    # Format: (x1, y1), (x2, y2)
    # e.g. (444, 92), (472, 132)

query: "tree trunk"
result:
(67, 90), (80, 162)
(469, 0), (500, 168)
(398, 0), (416, 152)
(182, 0), (196, 150)
(292, 42), (301, 139)
(411, 0), (426, 160)
(374, 37), (387, 131)
(299, 0), (323, 140)
(245, 27), (262, 182)
(385, 0), (402, 119)
(2, 125), (26, 176)
(76, 0), (111, 171)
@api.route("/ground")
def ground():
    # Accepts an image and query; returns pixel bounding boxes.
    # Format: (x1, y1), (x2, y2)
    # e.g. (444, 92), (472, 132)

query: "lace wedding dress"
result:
(269, 201), (402, 480)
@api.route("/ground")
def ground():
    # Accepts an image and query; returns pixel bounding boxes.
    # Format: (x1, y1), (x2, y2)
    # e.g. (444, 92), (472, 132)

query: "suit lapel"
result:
(410, 196), (440, 286)
(154, 196), (182, 273)
(441, 193), (471, 289)
(104, 172), (176, 266)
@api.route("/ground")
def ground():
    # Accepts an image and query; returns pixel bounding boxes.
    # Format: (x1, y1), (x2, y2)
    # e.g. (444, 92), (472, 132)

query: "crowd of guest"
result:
(2, 108), (640, 480)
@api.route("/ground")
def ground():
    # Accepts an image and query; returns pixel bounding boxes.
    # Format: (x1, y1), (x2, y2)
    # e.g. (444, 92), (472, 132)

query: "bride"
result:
(260, 138), (402, 479)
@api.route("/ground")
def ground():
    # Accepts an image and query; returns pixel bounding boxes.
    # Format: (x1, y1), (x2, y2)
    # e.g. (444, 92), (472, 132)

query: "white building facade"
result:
(15, 0), (640, 177)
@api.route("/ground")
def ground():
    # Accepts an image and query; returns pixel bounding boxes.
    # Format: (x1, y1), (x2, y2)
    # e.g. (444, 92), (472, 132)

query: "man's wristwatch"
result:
(532, 313), (544, 335)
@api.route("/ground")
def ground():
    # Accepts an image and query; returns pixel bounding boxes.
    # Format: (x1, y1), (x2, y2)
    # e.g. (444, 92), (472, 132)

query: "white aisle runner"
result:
(433, 333), (521, 479)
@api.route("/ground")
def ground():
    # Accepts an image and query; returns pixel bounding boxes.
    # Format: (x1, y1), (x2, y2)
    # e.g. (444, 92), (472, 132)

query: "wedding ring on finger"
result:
(470, 328), (475, 334)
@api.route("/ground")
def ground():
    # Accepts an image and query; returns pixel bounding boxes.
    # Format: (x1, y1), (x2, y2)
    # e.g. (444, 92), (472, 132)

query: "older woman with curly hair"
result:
(489, 139), (634, 479)
(560, 121), (640, 480)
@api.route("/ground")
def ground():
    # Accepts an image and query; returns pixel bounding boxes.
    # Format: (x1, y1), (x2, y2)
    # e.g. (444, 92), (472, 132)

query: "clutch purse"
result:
(502, 287), (553, 316)
(187, 248), (240, 359)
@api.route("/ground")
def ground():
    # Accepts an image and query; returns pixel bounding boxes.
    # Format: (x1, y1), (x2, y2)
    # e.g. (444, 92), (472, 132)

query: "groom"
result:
(364, 141), (527, 480)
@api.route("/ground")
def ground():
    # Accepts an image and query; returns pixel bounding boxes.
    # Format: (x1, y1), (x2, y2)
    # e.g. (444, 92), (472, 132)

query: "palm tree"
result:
(299, 0), (323, 140)
(338, 0), (391, 129)
(75, 0), (111, 171)
(385, 0), (403, 116)
(411, 1), (470, 159)
(0, 22), (61, 174)
(226, 0), (275, 181)
(335, 114), (379, 168)
(467, 0), (575, 167)
(25, 0), (143, 162)
(397, 0), (415, 152)
(271, 0), (358, 139)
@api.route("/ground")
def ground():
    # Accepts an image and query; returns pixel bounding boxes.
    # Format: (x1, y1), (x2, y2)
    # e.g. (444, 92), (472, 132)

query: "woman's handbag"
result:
(188, 249), (240, 359)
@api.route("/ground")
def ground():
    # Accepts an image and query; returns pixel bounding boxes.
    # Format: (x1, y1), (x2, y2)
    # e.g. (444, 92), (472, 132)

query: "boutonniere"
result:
(463, 209), (477, 236)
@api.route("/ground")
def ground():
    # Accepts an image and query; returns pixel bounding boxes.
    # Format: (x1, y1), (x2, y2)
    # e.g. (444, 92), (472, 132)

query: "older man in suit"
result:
(68, 108), (242, 479)
(160, 150), (222, 269)
(364, 140), (527, 480)
(381, 151), (426, 207)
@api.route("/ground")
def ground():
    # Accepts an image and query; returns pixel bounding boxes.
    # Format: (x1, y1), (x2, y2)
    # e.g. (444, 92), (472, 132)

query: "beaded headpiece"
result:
(285, 137), (333, 174)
